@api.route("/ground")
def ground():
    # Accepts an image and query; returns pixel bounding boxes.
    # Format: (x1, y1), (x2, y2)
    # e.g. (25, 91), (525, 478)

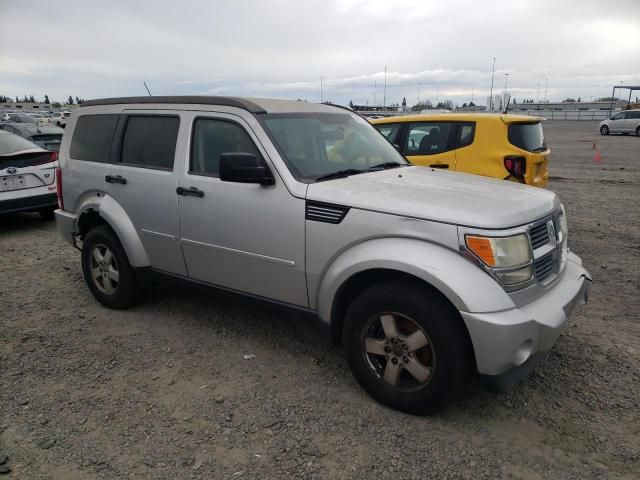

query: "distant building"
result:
(508, 100), (627, 112)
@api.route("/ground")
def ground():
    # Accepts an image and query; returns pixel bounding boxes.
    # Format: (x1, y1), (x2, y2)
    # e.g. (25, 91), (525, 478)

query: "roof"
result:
(79, 96), (344, 115)
(370, 112), (543, 124)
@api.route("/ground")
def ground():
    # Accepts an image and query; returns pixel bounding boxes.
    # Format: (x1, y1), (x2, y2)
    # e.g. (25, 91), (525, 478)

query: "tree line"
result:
(0, 94), (86, 105)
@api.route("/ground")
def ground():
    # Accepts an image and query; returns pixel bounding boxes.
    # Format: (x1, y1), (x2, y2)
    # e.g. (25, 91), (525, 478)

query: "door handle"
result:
(176, 186), (204, 198)
(105, 174), (127, 184)
(429, 164), (449, 169)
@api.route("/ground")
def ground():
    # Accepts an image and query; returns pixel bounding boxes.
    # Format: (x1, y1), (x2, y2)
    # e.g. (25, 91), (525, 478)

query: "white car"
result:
(50, 111), (72, 128)
(0, 130), (59, 219)
(599, 110), (640, 136)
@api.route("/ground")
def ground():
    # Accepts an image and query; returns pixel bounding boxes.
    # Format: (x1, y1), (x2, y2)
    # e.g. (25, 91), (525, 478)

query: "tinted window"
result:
(190, 118), (261, 176)
(626, 111), (640, 119)
(120, 116), (179, 170)
(405, 122), (452, 155)
(508, 122), (547, 152)
(612, 113), (624, 120)
(457, 122), (475, 148)
(70, 114), (119, 163)
(374, 123), (402, 144)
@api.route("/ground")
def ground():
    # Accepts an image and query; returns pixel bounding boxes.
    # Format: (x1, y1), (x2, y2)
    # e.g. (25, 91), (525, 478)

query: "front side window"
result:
(190, 118), (261, 176)
(70, 114), (119, 163)
(120, 116), (179, 170)
(405, 122), (452, 155)
(612, 113), (624, 120)
(261, 112), (407, 181)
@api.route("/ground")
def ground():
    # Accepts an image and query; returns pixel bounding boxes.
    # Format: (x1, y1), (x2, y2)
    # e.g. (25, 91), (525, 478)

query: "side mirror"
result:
(219, 153), (274, 186)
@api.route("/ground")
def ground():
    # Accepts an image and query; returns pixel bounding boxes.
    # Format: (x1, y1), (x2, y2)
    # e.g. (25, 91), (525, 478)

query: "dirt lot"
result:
(1, 121), (639, 479)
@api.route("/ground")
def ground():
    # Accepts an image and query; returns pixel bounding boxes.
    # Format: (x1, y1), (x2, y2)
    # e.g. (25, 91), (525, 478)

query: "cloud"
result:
(0, 0), (639, 105)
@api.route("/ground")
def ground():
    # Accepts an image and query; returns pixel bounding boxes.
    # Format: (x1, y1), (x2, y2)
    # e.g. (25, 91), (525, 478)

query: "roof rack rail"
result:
(79, 96), (267, 114)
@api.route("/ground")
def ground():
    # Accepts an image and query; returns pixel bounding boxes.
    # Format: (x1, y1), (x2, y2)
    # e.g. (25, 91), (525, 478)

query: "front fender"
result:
(75, 194), (150, 267)
(316, 237), (514, 324)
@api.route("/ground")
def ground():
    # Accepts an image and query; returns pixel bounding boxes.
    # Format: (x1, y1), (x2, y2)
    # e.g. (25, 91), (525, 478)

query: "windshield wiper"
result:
(315, 169), (366, 182)
(367, 162), (407, 171)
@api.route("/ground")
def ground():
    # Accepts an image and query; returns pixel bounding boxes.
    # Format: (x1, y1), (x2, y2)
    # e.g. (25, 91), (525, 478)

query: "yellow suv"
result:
(371, 113), (549, 186)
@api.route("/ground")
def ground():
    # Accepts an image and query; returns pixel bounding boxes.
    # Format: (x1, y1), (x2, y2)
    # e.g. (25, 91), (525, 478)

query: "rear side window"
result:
(405, 122), (452, 155)
(456, 122), (475, 148)
(190, 118), (261, 176)
(627, 111), (640, 119)
(508, 122), (547, 152)
(120, 116), (179, 170)
(70, 114), (119, 163)
(374, 123), (402, 145)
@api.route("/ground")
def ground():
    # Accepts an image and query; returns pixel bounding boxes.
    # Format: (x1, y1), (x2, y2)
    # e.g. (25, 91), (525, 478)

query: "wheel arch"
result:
(75, 194), (150, 267)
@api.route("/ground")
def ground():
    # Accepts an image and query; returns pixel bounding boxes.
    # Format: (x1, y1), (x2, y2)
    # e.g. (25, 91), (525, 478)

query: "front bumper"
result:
(461, 251), (591, 391)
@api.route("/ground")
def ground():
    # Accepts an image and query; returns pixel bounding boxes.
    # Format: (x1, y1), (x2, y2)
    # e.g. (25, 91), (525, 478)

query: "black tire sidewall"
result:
(81, 225), (138, 309)
(343, 282), (471, 414)
(600, 125), (609, 135)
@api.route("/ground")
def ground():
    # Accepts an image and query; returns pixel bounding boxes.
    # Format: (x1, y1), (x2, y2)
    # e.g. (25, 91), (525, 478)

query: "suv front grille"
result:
(534, 254), (554, 281)
(529, 223), (550, 249)
(528, 210), (566, 285)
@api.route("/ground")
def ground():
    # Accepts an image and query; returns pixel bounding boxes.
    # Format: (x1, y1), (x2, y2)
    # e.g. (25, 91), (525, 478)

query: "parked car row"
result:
(1, 110), (72, 127)
(52, 96), (591, 413)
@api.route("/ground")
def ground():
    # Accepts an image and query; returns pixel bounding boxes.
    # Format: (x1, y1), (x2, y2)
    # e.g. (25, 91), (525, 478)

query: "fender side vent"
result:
(306, 201), (350, 224)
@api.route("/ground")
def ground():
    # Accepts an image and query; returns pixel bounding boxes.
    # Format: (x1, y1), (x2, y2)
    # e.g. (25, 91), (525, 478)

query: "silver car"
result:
(599, 109), (640, 135)
(0, 123), (64, 152)
(54, 96), (591, 413)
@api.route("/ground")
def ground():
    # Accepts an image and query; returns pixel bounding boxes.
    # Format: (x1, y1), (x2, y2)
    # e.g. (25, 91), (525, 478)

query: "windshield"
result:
(508, 122), (547, 152)
(31, 134), (63, 152)
(261, 112), (408, 182)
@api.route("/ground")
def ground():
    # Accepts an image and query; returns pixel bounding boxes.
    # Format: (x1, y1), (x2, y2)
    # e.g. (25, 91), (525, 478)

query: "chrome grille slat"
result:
(530, 223), (550, 249)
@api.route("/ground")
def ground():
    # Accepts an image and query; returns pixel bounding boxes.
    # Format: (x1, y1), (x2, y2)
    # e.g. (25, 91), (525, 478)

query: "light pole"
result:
(489, 57), (496, 110)
(320, 76), (323, 103)
(543, 78), (548, 103)
(383, 66), (387, 107)
(503, 73), (509, 108)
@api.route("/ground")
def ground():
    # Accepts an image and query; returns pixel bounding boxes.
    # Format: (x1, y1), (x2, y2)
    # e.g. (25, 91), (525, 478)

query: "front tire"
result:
(342, 281), (472, 414)
(81, 225), (140, 309)
(636, 126), (640, 136)
(600, 125), (609, 135)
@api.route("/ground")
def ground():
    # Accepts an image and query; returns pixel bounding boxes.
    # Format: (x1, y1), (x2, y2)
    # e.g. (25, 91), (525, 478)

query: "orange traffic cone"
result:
(594, 150), (602, 163)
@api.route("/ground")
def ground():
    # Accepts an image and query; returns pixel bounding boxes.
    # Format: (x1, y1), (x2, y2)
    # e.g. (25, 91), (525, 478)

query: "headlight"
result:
(465, 233), (533, 285)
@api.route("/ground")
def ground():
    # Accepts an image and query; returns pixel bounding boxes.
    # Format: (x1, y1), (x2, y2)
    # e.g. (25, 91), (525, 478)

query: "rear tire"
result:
(342, 281), (472, 414)
(636, 126), (640, 136)
(81, 225), (140, 309)
(600, 125), (609, 135)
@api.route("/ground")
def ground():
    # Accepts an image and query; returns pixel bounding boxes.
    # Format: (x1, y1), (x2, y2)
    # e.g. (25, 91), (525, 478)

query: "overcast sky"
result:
(1, 0), (639, 106)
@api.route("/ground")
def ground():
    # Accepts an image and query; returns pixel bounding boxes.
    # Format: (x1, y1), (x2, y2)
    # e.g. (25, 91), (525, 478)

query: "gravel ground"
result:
(1, 121), (639, 479)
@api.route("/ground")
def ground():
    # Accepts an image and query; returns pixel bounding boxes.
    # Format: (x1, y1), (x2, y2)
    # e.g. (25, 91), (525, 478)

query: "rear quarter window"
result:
(508, 122), (547, 152)
(70, 114), (119, 163)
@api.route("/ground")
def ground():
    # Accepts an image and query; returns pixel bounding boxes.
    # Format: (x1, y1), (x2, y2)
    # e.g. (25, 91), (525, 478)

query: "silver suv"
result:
(54, 97), (591, 413)
(599, 109), (640, 136)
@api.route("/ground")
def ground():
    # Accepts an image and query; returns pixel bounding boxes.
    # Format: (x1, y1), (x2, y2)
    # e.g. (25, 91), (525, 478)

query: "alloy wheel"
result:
(361, 312), (435, 391)
(89, 243), (120, 295)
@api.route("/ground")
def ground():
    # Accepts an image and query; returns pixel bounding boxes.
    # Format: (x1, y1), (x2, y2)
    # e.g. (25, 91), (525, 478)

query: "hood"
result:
(306, 166), (559, 229)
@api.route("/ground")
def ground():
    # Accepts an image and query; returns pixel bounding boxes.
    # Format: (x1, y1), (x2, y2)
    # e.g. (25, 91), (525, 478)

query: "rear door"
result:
(104, 111), (187, 275)
(399, 121), (457, 169)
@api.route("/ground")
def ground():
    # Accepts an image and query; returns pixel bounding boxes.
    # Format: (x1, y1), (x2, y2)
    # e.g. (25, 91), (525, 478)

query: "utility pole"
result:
(383, 66), (387, 107)
(536, 83), (540, 103)
(471, 87), (474, 104)
(374, 79), (377, 105)
(320, 76), (323, 103)
(503, 73), (509, 104)
(489, 57), (496, 110)
(543, 78), (548, 103)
